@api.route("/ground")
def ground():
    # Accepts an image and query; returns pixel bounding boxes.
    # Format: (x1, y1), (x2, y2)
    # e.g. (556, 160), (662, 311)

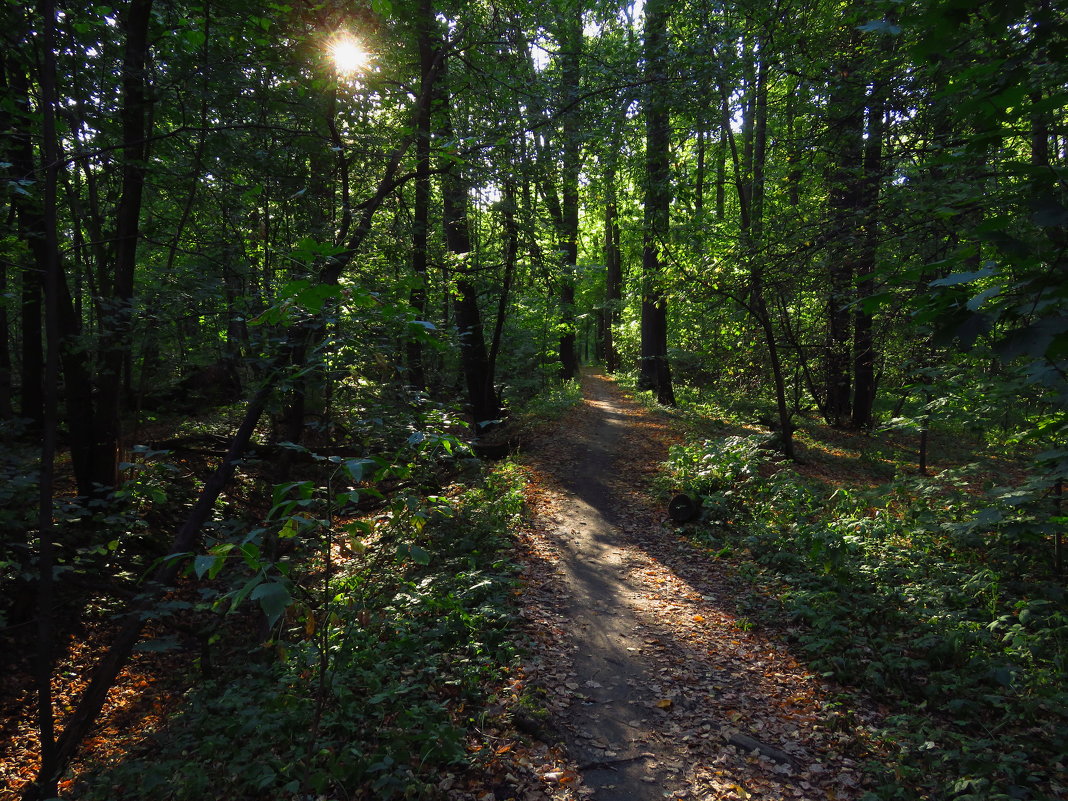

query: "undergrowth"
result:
(662, 435), (1068, 801)
(77, 461), (526, 801)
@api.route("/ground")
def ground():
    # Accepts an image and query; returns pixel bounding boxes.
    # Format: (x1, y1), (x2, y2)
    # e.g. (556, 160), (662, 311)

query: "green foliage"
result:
(664, 437), (1068, 799)
(0, 422), (38, 627)
(78, 463), (526, 800)
(510, 378), (583, 421)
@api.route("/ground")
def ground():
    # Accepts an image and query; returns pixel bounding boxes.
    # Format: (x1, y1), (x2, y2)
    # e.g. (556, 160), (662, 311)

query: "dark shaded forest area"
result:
(1, 0), (1066, 798)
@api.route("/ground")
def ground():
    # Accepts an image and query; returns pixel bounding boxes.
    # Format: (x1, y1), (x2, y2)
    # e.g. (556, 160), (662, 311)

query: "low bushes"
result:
(664, 435), (1068, 800)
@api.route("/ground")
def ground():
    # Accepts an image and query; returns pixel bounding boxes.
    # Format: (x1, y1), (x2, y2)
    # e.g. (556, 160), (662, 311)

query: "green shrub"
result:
(664, 435), (1068, 800)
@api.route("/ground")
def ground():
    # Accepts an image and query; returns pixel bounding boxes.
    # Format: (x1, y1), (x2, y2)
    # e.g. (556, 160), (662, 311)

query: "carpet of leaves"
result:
(500, 373), (888, 800)
(0, 617), (186, 801)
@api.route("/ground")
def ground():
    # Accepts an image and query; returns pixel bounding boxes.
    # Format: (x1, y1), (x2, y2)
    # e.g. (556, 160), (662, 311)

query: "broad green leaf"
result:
(251, 581), (292, 629)
(929, 268), (994, 288)
(345, 457), (378, 482)
(1030, 199), (1068, 228)
(857, 19), (901, 35)
(193, 554), (218, 579)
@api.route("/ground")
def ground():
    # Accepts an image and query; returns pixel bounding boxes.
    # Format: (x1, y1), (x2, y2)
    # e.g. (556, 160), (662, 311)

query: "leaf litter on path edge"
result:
(465, 373), (888, 801)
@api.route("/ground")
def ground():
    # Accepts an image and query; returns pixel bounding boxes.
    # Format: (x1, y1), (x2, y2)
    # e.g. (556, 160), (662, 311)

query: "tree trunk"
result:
(406, 0), (436, 392)
(4, 61), (44, 424)
(91, 0), (155, 490)
(489, 182), (518, 378)
(6, 57), (99, 493)
(825, 36), (864, 427)
(603, 160), (622, 373)
(638, 0), (675, 405)
(19, 239), (44, 424)
(438, 53), (502, 429)
(715, 128), (726, 221)
(557, 10), (582, 381)
(0, 214), (10, 419)
(851, 80), (885, 429)
(30, 2), (63, 791)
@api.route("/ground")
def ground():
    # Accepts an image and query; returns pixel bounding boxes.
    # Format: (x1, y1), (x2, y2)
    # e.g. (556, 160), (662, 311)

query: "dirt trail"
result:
(515, 373), (878, 800)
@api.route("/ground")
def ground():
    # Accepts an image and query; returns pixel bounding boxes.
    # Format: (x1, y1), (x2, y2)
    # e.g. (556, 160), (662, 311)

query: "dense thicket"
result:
(2, 0), (1065, 796)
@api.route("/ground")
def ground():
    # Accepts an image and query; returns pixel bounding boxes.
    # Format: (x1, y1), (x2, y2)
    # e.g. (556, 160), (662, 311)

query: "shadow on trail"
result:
(521, 374), (873, 800)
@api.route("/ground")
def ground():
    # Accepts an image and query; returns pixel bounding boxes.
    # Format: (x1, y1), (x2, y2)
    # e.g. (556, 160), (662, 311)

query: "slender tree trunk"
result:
(92, 0), (154, 490)
(638, 0), (675, 405)
(851, 81), (885, 429)
(750, 52), (794, 458)
(6, 58), (99, 492)
(19, 246), (44, 424)
(695, 127), (705, 216)
(406, 0), (436, 392)
(715, 127), (726, 221)
(489, 182), (518, 378)
(718, 29), (795, 457)
(438, 53), (502, 429)
(825, 36), (863, 427)
(29, 2), (62, 793)
(557, 10), (582, 381)
(0, 64), (13, 419)
(4, 62), (44, 424)
(0, 209), (11, 419)
(603, 159), (622, 373)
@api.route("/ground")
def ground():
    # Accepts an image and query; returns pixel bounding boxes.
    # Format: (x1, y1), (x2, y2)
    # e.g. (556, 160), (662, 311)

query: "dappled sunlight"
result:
(516, 372), (880, 798)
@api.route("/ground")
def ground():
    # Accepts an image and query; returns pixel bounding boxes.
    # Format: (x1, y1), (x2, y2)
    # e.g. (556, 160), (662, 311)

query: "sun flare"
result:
(330, 36), (368, 75)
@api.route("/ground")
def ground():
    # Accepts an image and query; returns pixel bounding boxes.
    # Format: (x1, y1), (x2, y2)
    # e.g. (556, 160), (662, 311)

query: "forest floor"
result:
(500, 372), (883, 800)
(5, 372), (1048, 801)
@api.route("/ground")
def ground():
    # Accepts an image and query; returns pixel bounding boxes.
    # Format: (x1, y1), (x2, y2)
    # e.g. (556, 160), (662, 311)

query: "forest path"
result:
(513, 373), (875, 801)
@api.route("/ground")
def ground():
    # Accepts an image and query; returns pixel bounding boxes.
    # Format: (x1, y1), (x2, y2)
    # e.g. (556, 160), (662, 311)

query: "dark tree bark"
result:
(438, 52), (502, 429)
(19, 236), (44, 424)
(90, 0), (155, 490)
(3, 59), (44, 424)
(603, 159), (622, 373)
(29, 1), (63, 792)
(489, 181), (518, 378)
(638, 0), (676, 406)
(715, 127), (726, 221)
(406, 0), (436, 392)
(557, 10), (582, 381)
(851, 80), (885, 429)
(0, 209), (10, 419)
(6, 57), (99, 489)
(824, 38), (864, 427)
